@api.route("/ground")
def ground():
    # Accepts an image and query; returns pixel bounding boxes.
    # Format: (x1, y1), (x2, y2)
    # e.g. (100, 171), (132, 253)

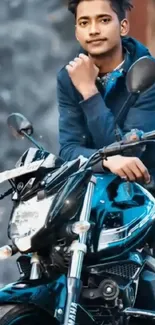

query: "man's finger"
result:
(122, 166), (136, 181)
(129, 163), (143, 181)
(135, 159), (150, 183)
(74, 57), (82, 63)
(114, 169), (128, 179)
(69, 61), (76, 67)
(66, 65), (73, 73)
(79, 53), (89, 61)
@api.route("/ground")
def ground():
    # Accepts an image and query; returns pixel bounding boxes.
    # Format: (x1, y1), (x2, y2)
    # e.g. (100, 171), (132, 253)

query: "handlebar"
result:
(141, 130), (155, 141)
(99, 141), (145, 157)
(99, 130), (155, 157)
(83, 129), (155, 169)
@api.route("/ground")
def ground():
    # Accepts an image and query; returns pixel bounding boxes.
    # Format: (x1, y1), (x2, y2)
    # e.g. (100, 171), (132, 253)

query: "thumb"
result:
(88, 54), (100, 70)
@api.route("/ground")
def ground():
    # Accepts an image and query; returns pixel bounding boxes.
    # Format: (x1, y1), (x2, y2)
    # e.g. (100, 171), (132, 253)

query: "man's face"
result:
(75, 0), (129, 57)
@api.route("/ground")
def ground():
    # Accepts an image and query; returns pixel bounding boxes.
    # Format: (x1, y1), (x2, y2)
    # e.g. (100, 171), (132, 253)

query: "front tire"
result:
(0, 304), (57, 325)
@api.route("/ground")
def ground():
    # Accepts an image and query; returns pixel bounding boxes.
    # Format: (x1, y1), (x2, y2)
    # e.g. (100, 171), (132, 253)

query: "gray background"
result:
(0, 0), (78, 285)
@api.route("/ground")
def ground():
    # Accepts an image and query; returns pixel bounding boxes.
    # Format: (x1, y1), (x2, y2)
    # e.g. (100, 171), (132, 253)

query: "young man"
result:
(57, 0), (155, 184)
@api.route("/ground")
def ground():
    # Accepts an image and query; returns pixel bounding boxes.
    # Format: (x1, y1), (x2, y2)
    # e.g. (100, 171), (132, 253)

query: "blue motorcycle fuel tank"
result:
(88, 173), (155, 259)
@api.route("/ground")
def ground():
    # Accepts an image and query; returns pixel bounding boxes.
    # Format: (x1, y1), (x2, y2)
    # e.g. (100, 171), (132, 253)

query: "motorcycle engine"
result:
(80, 260), (140, 325)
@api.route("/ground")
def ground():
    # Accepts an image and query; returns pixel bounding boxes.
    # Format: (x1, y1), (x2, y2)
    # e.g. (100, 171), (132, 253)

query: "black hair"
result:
(68, 0), (133, 21)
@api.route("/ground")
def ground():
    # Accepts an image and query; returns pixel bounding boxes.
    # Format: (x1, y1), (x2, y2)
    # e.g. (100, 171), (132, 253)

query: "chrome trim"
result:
(69, 176), (96, 279)
(30, 253), (42, 280)
(123, 307), (155, 319)
(97, 184), (155, 249)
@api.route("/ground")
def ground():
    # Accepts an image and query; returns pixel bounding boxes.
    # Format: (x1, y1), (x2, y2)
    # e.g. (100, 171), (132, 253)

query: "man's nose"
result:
(89, 22), (100, 35)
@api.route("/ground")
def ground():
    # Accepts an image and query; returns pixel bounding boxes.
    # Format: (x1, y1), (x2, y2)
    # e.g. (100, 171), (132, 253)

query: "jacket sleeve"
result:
(80, 92), (121, 149)
(58, 69), (155, 162)
(57, 71), (125, 161)
(57, 73), (97, 161)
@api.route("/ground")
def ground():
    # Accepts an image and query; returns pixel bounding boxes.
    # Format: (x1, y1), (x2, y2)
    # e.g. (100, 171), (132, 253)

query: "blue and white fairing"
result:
(89, 174), (155, 255)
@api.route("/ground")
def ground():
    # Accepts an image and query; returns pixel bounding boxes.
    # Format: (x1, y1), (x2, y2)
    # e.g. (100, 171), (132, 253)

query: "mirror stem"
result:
(21, 130), (44, 151)
(114, 93), (133, 125)
(114, 125), (123, 141)
(114, 92), (139, 137)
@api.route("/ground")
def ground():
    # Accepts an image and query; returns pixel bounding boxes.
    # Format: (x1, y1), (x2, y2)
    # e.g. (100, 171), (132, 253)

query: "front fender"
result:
(0, 275), (67, 320)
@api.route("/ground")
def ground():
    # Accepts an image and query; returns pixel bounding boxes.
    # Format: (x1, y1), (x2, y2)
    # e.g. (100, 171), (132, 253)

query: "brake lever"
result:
(123, 129), (144, 143)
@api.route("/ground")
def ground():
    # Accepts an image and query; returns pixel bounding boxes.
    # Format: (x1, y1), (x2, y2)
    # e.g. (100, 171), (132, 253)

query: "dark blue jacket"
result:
(57, 37), (155, 172)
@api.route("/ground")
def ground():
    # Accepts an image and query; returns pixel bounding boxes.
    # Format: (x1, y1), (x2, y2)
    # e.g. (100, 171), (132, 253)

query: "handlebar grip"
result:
(99, 141), (145, 157)
(99, 129), (155, 157)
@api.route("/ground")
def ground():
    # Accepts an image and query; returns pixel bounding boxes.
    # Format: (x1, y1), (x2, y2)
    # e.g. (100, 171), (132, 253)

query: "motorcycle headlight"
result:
(9, 195), (55, 252)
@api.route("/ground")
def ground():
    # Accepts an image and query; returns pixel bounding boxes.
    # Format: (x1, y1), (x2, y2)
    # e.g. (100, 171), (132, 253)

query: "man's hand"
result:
(66, 53), (99, 100)
(103, 155), (150, 184)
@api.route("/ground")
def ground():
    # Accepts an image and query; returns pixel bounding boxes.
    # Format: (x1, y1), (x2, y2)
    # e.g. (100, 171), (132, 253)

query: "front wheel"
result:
(0, 304), (57, 325)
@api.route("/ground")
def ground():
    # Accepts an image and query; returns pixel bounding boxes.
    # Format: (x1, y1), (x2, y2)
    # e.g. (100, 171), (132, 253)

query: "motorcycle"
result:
(0, 57), (155, 325)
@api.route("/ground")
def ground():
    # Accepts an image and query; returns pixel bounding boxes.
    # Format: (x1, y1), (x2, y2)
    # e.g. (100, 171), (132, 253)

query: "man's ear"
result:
(120, 18), (130, 37)
(75, 25), (80, 42)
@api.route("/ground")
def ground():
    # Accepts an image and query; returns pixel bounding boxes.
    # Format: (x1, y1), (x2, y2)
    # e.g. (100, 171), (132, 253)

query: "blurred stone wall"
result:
(129, 0), (155, 56)
(0, 0), (78, 285)
(128, 0), (148, 45)
(147, 0), (155, 56)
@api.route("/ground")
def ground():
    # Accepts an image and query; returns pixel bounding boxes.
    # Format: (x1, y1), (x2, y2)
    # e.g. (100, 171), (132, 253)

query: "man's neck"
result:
(90, 44), (124, 75)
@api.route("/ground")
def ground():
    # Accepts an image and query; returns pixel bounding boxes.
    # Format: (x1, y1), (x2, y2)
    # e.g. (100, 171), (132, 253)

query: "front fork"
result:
(62, 175), (96, 325)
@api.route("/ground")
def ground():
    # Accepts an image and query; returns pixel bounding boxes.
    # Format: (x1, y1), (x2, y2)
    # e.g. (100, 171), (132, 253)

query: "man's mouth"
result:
(87, 38), (107, 44)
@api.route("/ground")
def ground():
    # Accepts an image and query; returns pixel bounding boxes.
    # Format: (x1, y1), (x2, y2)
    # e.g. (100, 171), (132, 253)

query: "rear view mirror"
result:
(126, 56), (155, 93)
(7, 113), (33, 138)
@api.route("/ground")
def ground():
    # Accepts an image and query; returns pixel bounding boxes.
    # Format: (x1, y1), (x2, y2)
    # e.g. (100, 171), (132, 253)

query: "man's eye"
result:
(80, 21), (88, 26)
(101, 18), (111, 23)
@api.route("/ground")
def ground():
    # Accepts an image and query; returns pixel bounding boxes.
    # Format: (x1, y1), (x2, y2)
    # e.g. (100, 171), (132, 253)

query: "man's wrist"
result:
(81, 85), (99, 100)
